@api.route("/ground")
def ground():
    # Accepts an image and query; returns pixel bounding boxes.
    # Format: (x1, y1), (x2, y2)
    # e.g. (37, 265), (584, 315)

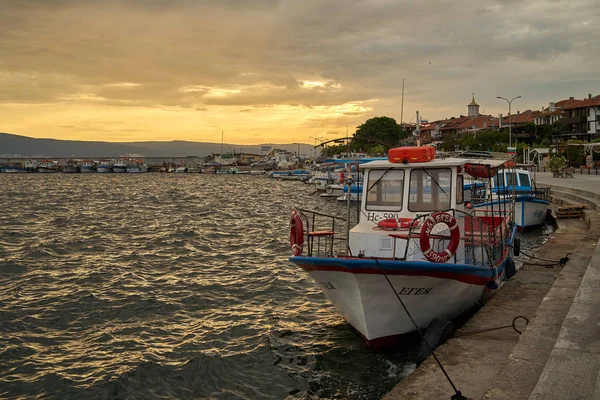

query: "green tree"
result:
(353, 116), (406, 153)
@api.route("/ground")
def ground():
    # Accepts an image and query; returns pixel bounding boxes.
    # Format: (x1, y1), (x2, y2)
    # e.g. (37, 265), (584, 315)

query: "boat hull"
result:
(472, 196), (549, 229)
(96, 166), (112, 173)
(112, 166), (127, 173)
(290, 256), (507, 347)
(516, 197), (549, 228)
(79, 166), (96, 173)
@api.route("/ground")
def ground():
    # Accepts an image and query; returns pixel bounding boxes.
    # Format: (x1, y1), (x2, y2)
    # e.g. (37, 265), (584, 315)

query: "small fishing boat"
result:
(1, 161), (30, 173)
(269, 169), (311, 181)
(78, 160), (97, 173)
(96, 160), (114, 173)
(37, 160), (60, 173)
(126, 160), (148, 173)
(62, 159), (79, 173)
(470, 167), (549, 229)
(287, 146), (518, 347)
(112, 158), (128, 173)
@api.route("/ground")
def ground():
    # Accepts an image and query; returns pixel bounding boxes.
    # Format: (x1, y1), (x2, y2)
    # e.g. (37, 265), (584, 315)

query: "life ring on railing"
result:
(377, 218), (419, 230)
(290, 210), (304, 256)
(419, 212), (460, 263)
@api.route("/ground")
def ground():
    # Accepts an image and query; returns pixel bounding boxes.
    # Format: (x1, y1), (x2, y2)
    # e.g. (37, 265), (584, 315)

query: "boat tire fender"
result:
(513, 238), (521, 257)
(290, 210), (304, 256)
(505, 257), (516, 280)
(416, 318), (454, 365)
(419, 212), (460, 263)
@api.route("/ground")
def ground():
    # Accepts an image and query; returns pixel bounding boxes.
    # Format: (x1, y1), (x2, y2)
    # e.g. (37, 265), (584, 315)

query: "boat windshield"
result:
(365, 169), (404, 211)
(518, 171), (531, 187)
(409, 168), (452, 212)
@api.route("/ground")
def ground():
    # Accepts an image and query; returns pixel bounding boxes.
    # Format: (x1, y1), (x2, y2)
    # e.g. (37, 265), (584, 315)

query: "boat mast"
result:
(221, 130), (224, 155)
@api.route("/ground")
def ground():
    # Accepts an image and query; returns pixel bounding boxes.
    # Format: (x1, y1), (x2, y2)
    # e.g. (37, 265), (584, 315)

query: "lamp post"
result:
(497, 96), (521, 147)
(308, 136), (323, 159)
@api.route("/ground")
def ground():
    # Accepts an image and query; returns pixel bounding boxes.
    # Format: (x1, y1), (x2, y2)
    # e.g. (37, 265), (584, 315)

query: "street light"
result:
(497, 96), (522, 147)
(308, 136), (323, 159)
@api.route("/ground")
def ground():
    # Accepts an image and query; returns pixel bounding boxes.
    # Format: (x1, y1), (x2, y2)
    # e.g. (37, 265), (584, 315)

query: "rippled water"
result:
(0, 174), (553, 400)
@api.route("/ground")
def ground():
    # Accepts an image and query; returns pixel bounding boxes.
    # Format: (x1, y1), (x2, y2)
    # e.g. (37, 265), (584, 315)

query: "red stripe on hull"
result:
(298, 263), (494, 286)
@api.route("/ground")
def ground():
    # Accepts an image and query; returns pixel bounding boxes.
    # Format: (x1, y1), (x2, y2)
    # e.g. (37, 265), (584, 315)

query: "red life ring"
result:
(377, 217), (419, 230)
(290, 210), (304, 256)
(419, 212), (460, 263)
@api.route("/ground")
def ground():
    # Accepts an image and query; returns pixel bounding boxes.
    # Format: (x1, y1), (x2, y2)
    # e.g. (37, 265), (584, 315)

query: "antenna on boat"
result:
(221, 130), (224, 155)
(400, 78), (405, 126)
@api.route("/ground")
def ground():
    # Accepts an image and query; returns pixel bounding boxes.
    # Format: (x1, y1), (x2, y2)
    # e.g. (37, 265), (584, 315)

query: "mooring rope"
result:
(373, 258), (468, 400)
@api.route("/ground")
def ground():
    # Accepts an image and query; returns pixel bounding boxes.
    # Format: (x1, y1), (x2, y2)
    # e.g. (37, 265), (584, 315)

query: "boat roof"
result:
(360, 154), (512, 170)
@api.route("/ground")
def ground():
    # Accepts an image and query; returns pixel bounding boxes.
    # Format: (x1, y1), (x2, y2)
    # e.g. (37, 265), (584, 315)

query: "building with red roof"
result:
(560, 94), (600, 141)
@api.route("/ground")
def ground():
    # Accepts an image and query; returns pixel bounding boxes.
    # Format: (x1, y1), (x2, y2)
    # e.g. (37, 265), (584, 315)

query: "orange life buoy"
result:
(290, 210), (304, 256)
(419, 212), (460, 263)
(377, 217), (419, 230)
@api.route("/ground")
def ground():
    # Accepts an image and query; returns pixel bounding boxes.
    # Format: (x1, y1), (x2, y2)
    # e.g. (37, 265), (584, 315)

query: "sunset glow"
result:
(1, 0), (598, 144)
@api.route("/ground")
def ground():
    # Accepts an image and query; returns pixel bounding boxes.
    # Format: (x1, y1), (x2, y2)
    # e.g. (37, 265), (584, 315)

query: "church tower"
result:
(468, 93), (480, 117)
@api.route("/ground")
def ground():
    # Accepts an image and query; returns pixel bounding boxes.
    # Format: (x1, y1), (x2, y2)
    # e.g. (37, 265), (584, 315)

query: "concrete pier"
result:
(384, 171), (600, 400)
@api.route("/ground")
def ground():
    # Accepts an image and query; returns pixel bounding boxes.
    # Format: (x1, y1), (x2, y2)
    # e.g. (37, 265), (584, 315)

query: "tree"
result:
(353, 117), (407, 153)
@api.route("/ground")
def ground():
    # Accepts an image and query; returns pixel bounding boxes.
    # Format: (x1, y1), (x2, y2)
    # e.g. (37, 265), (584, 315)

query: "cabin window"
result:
(365, 169), (404, 211)
(518, 172), (530, 187)
(505, 172), (517, 188)
(408, 168), (451, 212)
(456, 174), (464, 205)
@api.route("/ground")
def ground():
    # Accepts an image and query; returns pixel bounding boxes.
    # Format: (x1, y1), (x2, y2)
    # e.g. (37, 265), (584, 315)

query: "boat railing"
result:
(296, 208), (348, 257)
(398, 209), (511, 266)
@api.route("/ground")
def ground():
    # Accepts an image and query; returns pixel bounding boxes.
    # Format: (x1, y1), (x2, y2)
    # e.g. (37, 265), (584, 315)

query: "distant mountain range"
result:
(0, 132), (317, 158)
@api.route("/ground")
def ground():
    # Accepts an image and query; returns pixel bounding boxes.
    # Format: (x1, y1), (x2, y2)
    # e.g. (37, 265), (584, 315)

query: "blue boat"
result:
(471, 168), (549, 229)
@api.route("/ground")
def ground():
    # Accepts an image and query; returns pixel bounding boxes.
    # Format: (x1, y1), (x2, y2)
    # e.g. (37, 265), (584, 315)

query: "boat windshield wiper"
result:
(367, 167), (394, 194)
(421, 167), (448, 198)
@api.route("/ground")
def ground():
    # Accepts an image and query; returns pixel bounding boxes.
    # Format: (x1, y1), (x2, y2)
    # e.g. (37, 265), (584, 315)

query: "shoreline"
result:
(383, 179), (600, 399)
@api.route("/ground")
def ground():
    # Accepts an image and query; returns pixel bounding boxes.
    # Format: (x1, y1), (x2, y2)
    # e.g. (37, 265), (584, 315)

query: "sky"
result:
(1, 0), (599, 144)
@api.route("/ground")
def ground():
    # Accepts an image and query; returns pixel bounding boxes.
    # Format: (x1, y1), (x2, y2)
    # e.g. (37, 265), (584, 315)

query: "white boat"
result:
(96, 160), (114, 173)
(269, 169), (311, 181)
(37, 160), (60, 173)
(213, 153), (238, 166)
(63, 159), (79, 173)
(470, 168), (549, 229)
(112, 158), (128, 173)
(126, 159), (148, 173)
(287, 146), (517, 348)
(175, 166), (188, 173)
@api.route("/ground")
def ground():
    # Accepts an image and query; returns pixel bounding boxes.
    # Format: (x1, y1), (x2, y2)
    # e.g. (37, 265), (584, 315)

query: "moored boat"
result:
(287, 146), (518, 347)
(63, 159), (79, 173)
(112, 158), (128, 173)
(470, 167), (549, 229)
(78, 159), (97, 173)
(96, 160), (114, 173)
(126, 159), (148, 173)
(37, 160), (60, 173)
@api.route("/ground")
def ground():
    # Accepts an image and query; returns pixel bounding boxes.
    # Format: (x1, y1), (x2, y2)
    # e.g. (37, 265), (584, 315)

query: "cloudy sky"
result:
(1, 0), (598, 144)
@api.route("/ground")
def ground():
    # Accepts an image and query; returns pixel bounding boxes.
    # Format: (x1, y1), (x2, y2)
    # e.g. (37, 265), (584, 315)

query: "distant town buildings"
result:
(410, 93), (600, 144)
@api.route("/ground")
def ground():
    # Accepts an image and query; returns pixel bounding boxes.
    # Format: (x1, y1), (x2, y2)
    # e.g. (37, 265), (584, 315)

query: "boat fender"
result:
(377, 218), (419, 230)
(505, 257), (516, 279)
(513, 238), (521, 257)
(416, 318), (454, 365)
(339, 171), (345, 183)
(290, 210), (304, 256)
(419, 212), (460, 263)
